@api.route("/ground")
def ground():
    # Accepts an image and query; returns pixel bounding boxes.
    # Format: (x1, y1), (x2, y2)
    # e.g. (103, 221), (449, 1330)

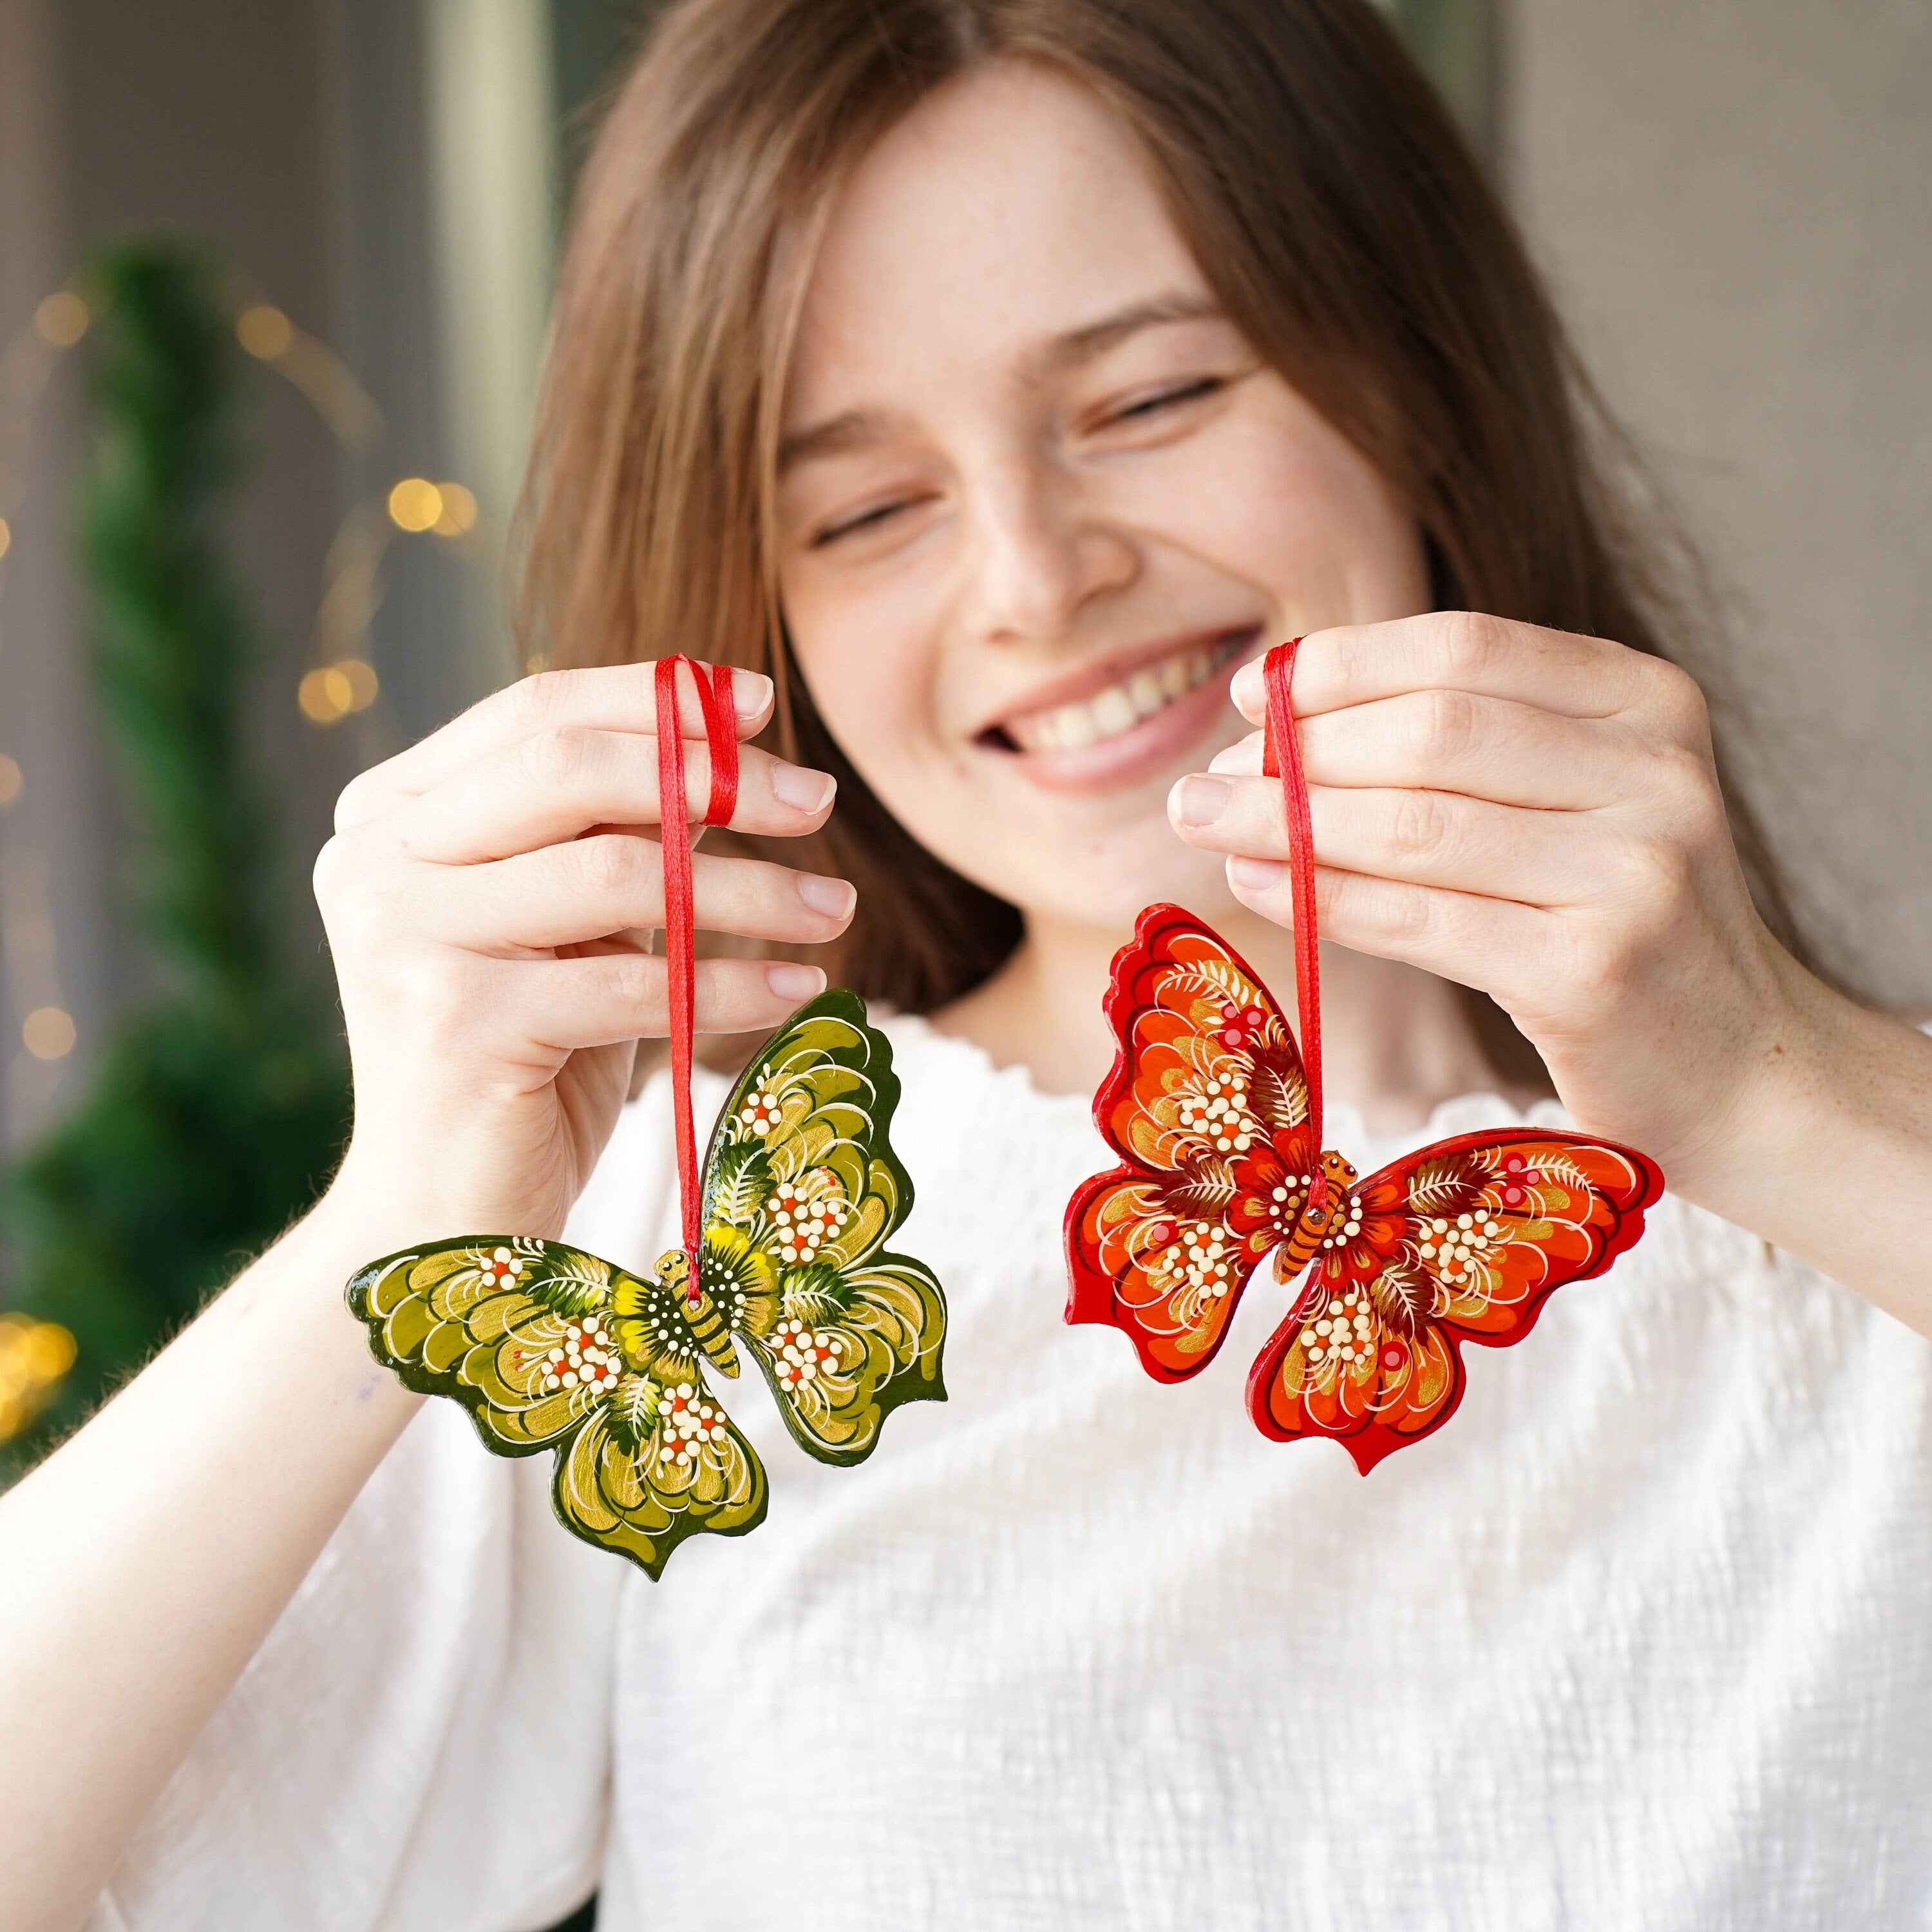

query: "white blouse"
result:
(91, 1015), (1932, 1932)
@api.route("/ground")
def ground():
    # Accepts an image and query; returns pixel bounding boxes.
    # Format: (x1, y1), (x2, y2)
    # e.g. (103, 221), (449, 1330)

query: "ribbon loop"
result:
(1258, 638), (1323, 1188)
(652, 655), (739, 1296)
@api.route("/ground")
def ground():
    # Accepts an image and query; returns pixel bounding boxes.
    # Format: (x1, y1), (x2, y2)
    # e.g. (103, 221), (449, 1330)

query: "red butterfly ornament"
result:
(1063, 640), (1665, 1473)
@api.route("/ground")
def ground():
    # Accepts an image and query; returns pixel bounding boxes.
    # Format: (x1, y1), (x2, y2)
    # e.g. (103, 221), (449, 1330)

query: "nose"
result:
(957, 452), (1137, 647)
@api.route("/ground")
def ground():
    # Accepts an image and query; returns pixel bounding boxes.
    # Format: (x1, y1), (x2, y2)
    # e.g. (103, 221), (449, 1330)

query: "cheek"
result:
(1149, 390), (1430, 626)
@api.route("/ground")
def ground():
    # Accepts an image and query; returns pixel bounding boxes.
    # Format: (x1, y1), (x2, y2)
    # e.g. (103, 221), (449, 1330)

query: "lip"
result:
(971, 625), (1255, 742)
(976, 623), (1263, 796)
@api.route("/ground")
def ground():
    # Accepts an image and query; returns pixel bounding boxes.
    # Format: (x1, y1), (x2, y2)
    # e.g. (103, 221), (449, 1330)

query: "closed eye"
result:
(1105, 376), (1223, 425)
(813, 496), (922, 548)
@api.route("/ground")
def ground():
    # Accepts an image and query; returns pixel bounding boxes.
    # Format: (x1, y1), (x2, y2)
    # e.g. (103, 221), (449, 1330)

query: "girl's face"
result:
(777, 61), (1428, 935)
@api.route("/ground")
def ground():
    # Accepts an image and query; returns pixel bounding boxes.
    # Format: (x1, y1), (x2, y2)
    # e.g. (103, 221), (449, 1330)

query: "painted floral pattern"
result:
(1066, 905), (1664, 1472)
(348, 990), (947, 1578)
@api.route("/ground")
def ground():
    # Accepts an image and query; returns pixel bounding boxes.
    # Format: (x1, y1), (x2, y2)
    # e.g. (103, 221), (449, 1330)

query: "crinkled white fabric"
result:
(95, 1015), (1932, 1932)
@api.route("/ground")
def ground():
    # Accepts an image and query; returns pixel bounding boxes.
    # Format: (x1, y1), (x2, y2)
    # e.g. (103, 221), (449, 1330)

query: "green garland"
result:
(1, 245), (350, 1469)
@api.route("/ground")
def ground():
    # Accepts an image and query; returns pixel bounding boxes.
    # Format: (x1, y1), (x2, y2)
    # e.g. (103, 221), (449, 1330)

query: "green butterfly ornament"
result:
(348, 990), (948, 1579)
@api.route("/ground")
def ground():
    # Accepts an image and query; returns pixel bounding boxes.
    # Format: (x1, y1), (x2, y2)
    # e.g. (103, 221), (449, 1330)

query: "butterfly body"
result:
(1065, 905), (1664, 1473)
(350, 990), (947, 1577)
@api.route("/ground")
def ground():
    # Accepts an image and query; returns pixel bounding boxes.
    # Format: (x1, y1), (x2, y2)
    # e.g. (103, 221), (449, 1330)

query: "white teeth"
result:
(1005, 641), (1232, 755)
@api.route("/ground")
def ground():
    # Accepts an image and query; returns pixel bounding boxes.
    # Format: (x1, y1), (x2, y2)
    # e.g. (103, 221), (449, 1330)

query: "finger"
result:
(1204, 694), (1624, 806)
(389, 735), (835, 865)
(337, 661), (775, 829)
(1226, 856), (1548, 990)
(1293, 692), (1635, 810)
(423, 837), (857, 952)
(516, 953), (827, 1052)
(1173, 775), (1621, 908)
(1230, 613), (1659, 727)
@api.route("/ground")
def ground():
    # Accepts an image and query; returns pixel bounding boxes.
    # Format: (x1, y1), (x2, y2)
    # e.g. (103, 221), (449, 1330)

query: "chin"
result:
(994, 821), (1242, 939)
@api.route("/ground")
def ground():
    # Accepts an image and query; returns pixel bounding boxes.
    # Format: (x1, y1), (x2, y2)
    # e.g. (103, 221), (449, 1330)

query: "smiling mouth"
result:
(983, 630), (1255, 755)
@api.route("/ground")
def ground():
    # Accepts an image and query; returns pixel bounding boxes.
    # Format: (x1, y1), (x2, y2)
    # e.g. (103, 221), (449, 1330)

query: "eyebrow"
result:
(777, 290), (1226, 476)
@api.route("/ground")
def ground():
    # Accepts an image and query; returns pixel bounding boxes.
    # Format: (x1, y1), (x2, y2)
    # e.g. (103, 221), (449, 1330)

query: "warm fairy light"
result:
(299, 667), (350, 724)
(299, 658), (379, 726)
(433, 482), (478, 536)
(33, 292), (89, 347)
(336, 658), (379, 710)
(0, 1314), (77, 1443)
(0, 754), (21, 808)
(236, 304), (294, 360)
(0, 515), (11, 558)
(388, 478), (444, 533)
(22, 1005), (76, 1061)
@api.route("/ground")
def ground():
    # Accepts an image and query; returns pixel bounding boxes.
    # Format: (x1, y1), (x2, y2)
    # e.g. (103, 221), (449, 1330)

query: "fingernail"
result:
(734, 671), (774, 719)
(766, 961), (826, 1000)
(1230, 663), (1265, 714)
(772, 762), (836, 813)
(1229, 856), (1287, 890)
(797, 873), (857, 920)
(1171, 775), (1232, 828)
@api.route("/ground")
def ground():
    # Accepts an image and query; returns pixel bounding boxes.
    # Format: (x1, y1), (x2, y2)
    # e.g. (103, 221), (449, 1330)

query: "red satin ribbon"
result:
(1258, 638), (1323, 1194)
(652, 655), (739, 1298)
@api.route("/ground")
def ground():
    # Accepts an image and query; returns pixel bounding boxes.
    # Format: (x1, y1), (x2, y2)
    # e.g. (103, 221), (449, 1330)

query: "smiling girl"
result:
(6, 1), (1932, 1929)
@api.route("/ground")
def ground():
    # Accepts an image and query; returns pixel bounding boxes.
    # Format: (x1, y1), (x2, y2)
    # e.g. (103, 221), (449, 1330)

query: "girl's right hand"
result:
(313, 661), (848, 1242)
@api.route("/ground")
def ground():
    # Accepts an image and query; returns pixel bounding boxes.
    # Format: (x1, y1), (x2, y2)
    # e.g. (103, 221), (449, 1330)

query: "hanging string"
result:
(652, 654), (739, 1299)
(1259, 638), (1323, 1192)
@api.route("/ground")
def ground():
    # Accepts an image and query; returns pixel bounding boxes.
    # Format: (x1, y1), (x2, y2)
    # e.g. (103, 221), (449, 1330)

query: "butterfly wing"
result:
(1244, 1130), (1665, 1472)
(349, 1237), (766, 1578)
(1065, 904), (1317, 1381)
(696, 989), (947, 1464)
(350, 1236), (632, 1452)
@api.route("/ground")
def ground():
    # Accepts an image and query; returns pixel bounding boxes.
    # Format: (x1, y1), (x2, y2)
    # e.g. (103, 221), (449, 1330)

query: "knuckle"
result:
(1433, 609), (1508, 685)
(571, 831), (643, 898)
(521, 724), (592, 789)
(1616, 831), (1694, 911)
(1413, 687), (1481, 766)
(332, 770), (380, 833)
(312, 829), (389, 941)
(502, 667), (574, 732)
(1642, 657), (1711, 739)
(1651, 744), (1724, 831)
(1561, 927), (1630, 1016)
(1387, 787), (1454, 864)
(389, 947), (485, 1036)
(312, 832), (351, 907)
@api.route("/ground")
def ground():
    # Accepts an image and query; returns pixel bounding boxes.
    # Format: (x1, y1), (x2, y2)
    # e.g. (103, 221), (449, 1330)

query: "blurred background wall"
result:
(1511, 0), (1932, 1007)
(1, 0), (1928, 1160)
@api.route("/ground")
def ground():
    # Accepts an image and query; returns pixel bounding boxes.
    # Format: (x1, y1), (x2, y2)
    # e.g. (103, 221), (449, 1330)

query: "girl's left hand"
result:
(1167, 612), (1812, 1200)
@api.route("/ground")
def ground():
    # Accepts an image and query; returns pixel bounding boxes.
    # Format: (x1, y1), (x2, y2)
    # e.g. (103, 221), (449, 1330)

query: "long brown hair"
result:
(522, 0), (1797, 1060)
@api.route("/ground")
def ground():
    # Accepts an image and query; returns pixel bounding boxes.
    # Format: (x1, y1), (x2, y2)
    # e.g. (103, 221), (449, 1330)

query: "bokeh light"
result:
(0, 1314), (77, 1443)
(236, 303), (294, 360)
(33, 292), (89, 346)
(387, 477), (444, 533)
(298, 658), (380, 726)
(23, 1005), (77, 1061)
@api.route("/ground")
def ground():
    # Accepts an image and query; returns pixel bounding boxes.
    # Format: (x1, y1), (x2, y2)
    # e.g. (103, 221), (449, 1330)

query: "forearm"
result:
(0, 1189), (423, 1932)
(1674, 960), (1932, 1338)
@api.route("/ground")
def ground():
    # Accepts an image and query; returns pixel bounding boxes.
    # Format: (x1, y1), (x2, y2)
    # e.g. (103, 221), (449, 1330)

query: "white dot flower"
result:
(1417, 1208), (1498, 1286)
(1304, 1287), (1376, 1374)
(477, 1246), (526, 1291)
(1175, 1073), (1256, 1154)
(771, 1318), (844, 1393)
(536, 1314), (619, 1396)
(656, 1382), (728, 1466)
(766, 1170), (850, 1266)
(737, 1083), (784, 1138)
